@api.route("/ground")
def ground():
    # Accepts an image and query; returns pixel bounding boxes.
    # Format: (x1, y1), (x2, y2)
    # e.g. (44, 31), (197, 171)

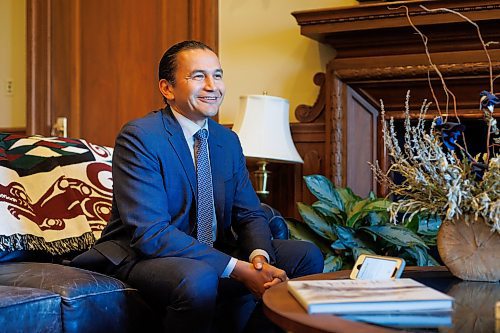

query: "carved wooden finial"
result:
(295, 72), (326, 123)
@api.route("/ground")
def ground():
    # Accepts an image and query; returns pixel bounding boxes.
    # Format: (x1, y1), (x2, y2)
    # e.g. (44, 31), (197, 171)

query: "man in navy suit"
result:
(84, 40), (323, 333)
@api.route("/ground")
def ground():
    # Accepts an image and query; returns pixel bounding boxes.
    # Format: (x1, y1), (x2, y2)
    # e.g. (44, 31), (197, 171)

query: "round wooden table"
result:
(262, 266), (453, 333)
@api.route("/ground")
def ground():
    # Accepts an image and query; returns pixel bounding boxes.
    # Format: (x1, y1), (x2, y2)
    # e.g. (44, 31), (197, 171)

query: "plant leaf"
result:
(368, 191), (376, 200)
(404, 246), (430, 266)
(337, 187), (361, 208)
(426, 253), (440, 266)
(352, 247), (376, 261)
(360, 224), (429, 249)
(363, 199), (391, 212)
(404, 214), (419, 233)
(303, 175), (344, 211)
(346, 199), (391, 228)
(297, 202), (336, 241)
(323, 254), (343, 273)
(331, 239), (347, 250)
(417, 214), (442, 235)
(333, 225), (369, 249)
(367, 211), (389, 226)
(312, 201), (345, 224)
(285, 218), (334, 255)
(346, 199), (369, 227)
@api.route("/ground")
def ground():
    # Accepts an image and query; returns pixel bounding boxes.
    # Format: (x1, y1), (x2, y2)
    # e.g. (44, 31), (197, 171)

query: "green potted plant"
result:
(286, 175), (438, 272)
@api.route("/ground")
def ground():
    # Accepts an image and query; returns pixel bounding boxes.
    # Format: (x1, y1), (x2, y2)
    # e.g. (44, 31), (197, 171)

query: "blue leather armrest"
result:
(260, 203), (289, 240)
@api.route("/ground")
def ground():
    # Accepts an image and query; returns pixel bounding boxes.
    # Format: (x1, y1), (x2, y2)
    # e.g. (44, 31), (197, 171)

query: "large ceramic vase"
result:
(437, 215), (500, 282)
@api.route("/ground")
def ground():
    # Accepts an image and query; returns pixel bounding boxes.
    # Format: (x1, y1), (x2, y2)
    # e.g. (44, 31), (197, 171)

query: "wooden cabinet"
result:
(275, 0), (500, 217)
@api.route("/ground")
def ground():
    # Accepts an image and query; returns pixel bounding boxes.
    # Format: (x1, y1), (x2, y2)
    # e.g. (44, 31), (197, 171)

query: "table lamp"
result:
(233, 94), (303, 198)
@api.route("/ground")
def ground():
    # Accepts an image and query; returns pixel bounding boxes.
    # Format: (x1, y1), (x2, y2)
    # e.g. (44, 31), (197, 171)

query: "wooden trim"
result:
(335, 60), (500, 83)
(189, 0), (219, 52)
(27, 0), (51, 136)
(292, 0), (500, 33)
(330, 74), (344, 187)
(70, 0), (81, 139)
(0, 128), (26, 135)
(293, 1), (500, 59)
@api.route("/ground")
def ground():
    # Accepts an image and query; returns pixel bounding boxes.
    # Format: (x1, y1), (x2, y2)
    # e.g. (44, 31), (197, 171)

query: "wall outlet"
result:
(5, 79), (13, 96)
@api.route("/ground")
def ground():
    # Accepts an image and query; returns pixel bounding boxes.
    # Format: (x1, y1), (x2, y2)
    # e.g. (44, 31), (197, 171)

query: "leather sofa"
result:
(0, 133), (289, 332)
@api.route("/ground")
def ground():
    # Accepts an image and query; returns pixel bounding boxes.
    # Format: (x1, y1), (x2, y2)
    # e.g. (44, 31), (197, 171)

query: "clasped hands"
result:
(230, 255), (288, 298)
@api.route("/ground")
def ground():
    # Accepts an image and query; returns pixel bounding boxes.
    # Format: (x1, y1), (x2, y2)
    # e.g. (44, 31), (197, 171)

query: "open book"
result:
(287, 278), (454, 315)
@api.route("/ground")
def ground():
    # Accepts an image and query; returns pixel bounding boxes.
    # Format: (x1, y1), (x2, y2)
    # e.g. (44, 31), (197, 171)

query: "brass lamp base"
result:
(254, 160), (271, 199)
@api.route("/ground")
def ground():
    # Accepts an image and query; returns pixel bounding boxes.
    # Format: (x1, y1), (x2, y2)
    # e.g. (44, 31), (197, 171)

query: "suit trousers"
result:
(118, 239), (323, 333)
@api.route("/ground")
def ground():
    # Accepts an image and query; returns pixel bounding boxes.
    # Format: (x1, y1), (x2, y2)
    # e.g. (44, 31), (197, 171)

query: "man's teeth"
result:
(200, 97), (217, 100)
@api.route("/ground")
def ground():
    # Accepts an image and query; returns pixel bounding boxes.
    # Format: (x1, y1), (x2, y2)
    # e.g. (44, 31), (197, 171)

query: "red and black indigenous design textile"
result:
(0, 134), (113, 258)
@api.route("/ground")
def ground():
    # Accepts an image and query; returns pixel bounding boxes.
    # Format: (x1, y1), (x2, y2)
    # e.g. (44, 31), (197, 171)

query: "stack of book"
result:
(287, 278), (454, 328)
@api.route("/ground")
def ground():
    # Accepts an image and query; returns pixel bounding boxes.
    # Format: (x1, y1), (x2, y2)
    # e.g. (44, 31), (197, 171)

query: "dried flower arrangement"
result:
(371, 5), (499, 281)
(373, 91), (499, 232)
(372, 5), (499, 233)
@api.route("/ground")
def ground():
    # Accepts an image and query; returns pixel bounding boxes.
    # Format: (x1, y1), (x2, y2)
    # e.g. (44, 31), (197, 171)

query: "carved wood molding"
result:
(295, 3), (500, 27)
(330, 75), (343, 187)
(295, 72), (326, 123)
(336, 61), (500, 82)
(293, 1), (500, 58)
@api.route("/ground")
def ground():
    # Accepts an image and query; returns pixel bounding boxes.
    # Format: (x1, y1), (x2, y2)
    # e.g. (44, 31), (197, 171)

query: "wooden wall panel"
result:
(345, 88), (378, 198)
(51, 0), (78, 137)
(27, 0), (219, 146)
(79, 0), (165, 145)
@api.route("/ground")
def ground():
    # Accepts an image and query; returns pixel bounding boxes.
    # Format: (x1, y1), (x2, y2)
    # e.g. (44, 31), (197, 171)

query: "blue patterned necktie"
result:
(194, 129), (214, 246)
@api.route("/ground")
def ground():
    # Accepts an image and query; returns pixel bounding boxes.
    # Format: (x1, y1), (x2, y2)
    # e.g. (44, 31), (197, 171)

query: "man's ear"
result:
(159, 79), (174, 101)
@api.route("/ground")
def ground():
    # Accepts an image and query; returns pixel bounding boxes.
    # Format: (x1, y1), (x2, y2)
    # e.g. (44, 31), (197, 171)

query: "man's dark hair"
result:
(158, 40), (214, 85)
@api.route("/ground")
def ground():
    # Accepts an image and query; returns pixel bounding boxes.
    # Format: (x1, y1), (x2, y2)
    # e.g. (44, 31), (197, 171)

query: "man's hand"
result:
(251, 255), (267, 270)
(251, 255), (288, 289)
(230, 260), (268, 297)
(231, 258), (288, 298)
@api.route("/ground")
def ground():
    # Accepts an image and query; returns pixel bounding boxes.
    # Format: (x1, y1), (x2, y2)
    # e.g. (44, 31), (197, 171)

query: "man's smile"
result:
(198, 96), (221, 103)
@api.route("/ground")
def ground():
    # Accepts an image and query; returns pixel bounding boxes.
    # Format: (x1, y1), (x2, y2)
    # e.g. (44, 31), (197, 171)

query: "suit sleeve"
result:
(229, 132), (277, 263)
(112, 124), (231, 275)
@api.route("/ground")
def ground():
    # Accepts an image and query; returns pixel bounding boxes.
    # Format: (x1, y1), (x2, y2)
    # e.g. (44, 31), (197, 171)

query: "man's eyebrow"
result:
(189, 68), (223, 75)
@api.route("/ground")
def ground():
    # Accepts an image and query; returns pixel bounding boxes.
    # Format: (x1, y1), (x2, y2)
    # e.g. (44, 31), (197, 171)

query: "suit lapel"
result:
(208, 120), (225, 223)
(161, 108), (197, 199)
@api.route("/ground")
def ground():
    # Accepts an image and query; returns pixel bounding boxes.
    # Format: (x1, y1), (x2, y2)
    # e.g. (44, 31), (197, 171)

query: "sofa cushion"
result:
(0, 134), (113, 261)
(0, 262), (159, 333)
(0, 285), (62, 332)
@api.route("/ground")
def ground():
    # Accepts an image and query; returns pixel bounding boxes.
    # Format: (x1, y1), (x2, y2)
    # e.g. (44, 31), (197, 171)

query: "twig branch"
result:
(390, 5), (458, 120)
(420, 5), (494, 94)
(427, 71), (442, 118)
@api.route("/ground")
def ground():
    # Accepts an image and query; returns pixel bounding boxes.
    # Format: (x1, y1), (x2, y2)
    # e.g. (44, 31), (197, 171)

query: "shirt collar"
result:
(171, 109), (209, 141)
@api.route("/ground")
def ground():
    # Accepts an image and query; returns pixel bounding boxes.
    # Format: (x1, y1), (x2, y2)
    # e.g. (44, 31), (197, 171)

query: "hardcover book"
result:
(340, 311), (453, 328)
(287, 278), (454, 315)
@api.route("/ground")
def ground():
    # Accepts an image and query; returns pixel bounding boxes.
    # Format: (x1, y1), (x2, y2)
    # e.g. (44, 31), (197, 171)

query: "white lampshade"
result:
(233, 95), (303, 164)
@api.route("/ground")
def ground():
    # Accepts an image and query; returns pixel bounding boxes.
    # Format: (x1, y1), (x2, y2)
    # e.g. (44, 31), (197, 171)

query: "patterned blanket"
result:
(0, 133), (113, 258)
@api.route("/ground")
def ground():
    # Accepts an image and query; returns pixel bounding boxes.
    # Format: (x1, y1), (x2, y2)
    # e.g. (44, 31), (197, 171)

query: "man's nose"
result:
(204, 76), (216, 90)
